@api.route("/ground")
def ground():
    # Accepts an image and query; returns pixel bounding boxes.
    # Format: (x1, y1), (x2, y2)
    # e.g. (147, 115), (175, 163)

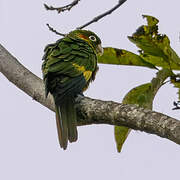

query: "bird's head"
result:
(67, 29), (103, 56)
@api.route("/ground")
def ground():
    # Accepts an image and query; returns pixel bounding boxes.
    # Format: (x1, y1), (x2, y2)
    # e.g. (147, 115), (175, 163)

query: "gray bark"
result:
(0, 43), (180, 145)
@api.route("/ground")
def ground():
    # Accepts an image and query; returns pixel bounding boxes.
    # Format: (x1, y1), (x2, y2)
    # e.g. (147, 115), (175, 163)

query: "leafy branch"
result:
(98, 15), (180, 152)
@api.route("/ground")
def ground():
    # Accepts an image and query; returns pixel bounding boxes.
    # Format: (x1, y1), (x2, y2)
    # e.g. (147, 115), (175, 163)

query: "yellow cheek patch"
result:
(83, 71), (92, 82)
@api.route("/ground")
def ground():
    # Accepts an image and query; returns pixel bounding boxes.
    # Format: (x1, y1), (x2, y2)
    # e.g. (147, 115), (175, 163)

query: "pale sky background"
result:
(0, 0), (180, 179)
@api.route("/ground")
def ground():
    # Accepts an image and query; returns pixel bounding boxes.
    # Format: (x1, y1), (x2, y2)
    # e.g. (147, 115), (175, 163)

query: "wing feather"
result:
(42, 36), (98, 98)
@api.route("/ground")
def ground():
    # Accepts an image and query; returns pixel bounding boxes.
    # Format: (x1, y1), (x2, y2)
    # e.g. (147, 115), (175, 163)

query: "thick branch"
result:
(0, 44), (54, 111)
(0, 44), (180, 146)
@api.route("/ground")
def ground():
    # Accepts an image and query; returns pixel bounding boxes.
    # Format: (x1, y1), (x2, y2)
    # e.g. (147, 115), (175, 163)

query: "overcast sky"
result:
(0, 0), (180, 179)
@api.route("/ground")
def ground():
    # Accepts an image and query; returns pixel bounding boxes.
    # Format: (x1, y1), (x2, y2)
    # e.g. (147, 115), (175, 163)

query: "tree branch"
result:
(0, 43), (180, 146)
(45, 0), (127, 30)
(44, 0), (81, 13)
(46, 23), (66, 37)
(77, 0), (127, 29)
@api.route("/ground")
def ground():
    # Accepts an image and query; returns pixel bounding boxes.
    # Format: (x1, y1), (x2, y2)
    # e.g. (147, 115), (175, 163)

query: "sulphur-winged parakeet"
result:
(42, 30), (103, 150)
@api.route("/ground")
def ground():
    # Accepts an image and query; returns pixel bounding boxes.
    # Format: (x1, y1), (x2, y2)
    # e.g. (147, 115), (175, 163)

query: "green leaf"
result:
(114, 69), (172, 153)
(114, 126), (130, 153)
(123, 69), (172, 107)
(123, 83), (153, 109)
(114, 82), (153, 153)
(98, 47), (157, 69)
(128, 15), (180, 70)
(142, 15), (159, 27)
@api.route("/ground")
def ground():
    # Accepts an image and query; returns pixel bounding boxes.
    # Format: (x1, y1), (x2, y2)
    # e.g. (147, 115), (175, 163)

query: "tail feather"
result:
(54, 97), (78, 149)
(66, 98), (78, 142)
(55, 105), (68, 150)
(55, 106), (64, 148)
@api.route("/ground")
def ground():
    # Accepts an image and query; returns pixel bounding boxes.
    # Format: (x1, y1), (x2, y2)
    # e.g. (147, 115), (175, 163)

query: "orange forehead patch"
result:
(78, 34), (89, 40)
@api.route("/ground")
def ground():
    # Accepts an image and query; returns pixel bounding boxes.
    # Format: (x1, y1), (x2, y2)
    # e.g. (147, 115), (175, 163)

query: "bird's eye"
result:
(89, 35), (96, 42)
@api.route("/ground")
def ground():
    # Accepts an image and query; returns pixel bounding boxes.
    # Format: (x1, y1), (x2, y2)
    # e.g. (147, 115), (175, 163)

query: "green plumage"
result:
(42, 30), (103, 149)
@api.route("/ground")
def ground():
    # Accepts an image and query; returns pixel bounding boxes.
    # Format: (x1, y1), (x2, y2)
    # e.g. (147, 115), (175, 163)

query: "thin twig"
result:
(77, 0), (127, 29)
(44, 0), (80, 13)
(46, 24), (66, 37)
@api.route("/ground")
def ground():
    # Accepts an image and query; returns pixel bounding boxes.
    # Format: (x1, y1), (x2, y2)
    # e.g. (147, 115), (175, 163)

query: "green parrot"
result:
(42, 30), (103, 150)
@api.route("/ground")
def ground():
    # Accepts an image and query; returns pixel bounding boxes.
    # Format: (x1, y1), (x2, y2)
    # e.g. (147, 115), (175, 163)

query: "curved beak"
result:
(96, 44), (104, 56)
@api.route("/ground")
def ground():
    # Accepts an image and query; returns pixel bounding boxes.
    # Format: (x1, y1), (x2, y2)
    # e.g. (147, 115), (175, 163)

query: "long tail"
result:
(55, 97), (78, 150)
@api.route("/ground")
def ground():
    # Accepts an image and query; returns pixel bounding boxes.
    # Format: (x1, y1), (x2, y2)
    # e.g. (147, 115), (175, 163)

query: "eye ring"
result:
(89, 35), (96, 42)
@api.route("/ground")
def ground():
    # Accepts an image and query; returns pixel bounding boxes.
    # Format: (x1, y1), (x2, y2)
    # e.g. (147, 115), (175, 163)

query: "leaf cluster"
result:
(98, 15), (180, 152)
